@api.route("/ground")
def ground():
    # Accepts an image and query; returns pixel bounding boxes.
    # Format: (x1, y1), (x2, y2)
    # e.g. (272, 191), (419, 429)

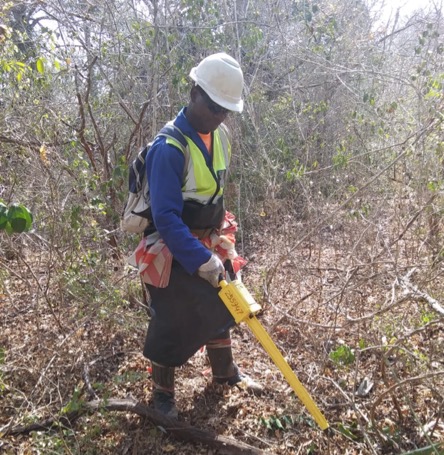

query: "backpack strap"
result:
(129, 123), (189, 194)
(218, 123), (230, 166)
(157, 122), (190, 179)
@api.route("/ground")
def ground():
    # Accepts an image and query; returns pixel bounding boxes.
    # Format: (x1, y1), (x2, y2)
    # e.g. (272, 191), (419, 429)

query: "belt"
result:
(190, 227), (215, 239)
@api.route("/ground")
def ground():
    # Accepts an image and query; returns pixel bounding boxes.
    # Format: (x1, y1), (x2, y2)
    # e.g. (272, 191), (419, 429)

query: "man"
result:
(140, 53), (261, 418)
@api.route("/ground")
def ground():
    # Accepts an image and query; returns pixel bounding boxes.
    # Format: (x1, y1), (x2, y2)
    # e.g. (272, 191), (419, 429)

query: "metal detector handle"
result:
(218, 279), (329, 430)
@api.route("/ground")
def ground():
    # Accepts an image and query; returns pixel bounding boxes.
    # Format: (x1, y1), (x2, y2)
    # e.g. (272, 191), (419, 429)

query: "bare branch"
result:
(4, 398), (268, 455)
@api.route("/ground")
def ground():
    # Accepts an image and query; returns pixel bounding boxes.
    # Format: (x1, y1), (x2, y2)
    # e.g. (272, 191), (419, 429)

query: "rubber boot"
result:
(151, 362), (178, 418)
(206, 331), (263, 394)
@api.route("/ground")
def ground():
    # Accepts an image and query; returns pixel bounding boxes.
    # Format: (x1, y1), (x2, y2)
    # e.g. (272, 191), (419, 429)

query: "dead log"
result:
(4, 397), (268, 455)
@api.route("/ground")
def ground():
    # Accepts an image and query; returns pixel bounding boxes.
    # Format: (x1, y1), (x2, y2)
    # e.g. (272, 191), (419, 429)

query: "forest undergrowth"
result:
(0, 195), (443, 455)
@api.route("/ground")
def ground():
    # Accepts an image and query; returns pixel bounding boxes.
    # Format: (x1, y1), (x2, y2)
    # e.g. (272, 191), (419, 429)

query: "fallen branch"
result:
(400, 271), (444, 316)
(4, 398), (268, 455)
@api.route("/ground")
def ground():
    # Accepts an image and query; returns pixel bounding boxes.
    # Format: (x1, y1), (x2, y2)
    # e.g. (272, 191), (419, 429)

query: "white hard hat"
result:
(189, 53), (244, 113)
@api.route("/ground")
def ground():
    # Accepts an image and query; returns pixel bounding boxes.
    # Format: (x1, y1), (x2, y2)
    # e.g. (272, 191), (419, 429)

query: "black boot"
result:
(151, 362), (178, 418)
(206, 332), (263, 394)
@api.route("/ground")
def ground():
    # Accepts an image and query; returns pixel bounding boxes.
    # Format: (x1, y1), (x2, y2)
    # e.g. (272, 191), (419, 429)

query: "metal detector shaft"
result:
(218, 279), (329, 430)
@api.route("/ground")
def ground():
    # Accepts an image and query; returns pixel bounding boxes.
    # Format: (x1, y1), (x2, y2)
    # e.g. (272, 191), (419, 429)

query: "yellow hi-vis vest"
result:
(166, 124), (231, 206)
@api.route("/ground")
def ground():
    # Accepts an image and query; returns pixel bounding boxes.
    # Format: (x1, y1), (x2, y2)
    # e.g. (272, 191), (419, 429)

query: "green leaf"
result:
(260, 416), (273, 430)
(273, 417), (284, 430)
(0, 203), (8, 230)
(61, 387), (84, 414)
(329, 345), (355, 366)
(7, 204), (33, 233)
(282, 415), (293, 426)
(36, 57), (45, 74)
(338, 423), (358, 441)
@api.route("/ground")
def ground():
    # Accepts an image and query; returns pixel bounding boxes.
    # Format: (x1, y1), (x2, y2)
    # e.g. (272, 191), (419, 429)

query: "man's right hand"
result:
(197, 254), (225, 287)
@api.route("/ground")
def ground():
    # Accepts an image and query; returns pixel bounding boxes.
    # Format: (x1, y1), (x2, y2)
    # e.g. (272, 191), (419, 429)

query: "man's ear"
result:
(190, 85), (199, 102)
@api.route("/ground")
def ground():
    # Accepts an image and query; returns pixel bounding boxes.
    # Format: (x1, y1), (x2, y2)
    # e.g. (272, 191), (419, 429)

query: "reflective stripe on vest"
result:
(166, 125), (231, 205)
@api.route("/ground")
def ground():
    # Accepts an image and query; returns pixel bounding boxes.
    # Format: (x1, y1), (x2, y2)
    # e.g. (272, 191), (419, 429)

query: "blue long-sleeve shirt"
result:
(146, 108), (215, 274)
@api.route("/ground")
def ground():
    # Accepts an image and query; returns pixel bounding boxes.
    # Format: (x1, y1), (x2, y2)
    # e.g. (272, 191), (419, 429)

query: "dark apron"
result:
(143, 260), (235, 367)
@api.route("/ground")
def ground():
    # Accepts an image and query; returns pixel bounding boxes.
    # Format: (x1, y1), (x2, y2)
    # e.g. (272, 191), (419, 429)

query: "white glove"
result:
(197, 254), (225, 287)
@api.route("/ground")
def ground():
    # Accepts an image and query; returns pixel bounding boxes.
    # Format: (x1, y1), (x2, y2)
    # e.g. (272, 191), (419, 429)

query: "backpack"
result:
(120, 122), (189, 234)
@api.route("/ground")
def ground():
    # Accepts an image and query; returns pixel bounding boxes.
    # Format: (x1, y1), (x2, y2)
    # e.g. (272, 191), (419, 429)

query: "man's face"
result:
(190, 85), (230, 133)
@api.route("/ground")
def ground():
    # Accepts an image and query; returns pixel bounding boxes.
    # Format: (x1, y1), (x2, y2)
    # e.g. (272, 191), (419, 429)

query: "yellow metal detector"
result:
(219, 279), (329, 430)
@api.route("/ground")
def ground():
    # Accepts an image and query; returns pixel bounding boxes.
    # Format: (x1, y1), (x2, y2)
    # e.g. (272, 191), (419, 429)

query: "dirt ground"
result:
(1, 213), (443, 454)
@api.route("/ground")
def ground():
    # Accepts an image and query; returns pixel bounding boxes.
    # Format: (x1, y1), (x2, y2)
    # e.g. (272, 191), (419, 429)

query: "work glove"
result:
(197, 254), (225, 287)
